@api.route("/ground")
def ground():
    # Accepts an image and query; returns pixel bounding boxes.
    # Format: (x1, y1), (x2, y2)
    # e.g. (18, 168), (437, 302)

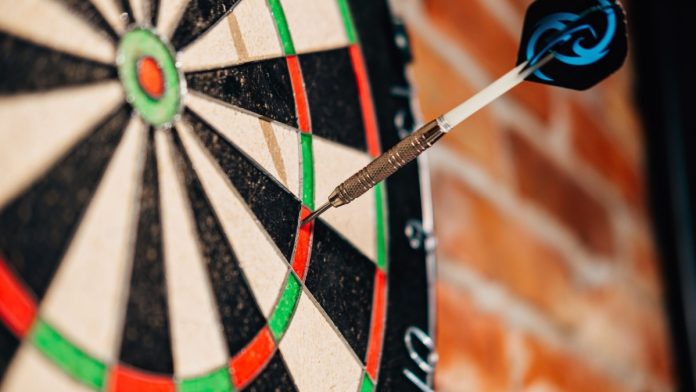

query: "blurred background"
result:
(389, 0), (696, 390)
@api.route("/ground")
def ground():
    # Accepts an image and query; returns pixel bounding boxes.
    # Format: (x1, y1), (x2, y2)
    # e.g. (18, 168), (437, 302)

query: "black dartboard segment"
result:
(0, 33), (116, 94)
(242, 353), (298, 392)
(299, 48), (367, 151)
(0, 323), (19, 380)
(123, 0), (160, 26)
(170, 0), (241, 50)
(0, 0), (432, 390)
(306, 220), (376, 361)
(119, 129), (174, 374)
(186, 59), (297, 129)
(118, 0), (135, 26)
(150, 0), (160, 27)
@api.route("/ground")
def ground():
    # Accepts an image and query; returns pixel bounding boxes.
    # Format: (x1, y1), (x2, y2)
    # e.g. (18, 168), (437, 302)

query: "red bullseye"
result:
(137, 56), (165, 99)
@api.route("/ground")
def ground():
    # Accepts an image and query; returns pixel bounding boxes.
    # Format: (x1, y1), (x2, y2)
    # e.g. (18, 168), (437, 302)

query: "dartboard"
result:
(0, 0), (433, 390)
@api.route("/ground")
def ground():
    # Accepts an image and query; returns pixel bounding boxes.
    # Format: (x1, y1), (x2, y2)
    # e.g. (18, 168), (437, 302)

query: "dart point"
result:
(301, 202), (332, 226)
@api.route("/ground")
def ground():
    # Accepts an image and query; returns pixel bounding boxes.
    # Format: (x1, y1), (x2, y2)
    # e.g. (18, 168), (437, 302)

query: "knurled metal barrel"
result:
(328, 119), (445, 207)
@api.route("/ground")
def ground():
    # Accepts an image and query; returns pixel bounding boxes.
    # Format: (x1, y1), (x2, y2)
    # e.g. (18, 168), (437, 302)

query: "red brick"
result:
(629, 226), (663, 299)
(508, 132), (614, 255)
(503, 0), (531, 16)
(432, 171), (587, 329)
(424, 0), (517, 77)
(522, 336), (630, 392)
(587, 284), (674, 385)
(436, 283), (509, 391)
(410, 32), (510, 181)
(430, 172), (673, 384)
(510, 81), (553, 124)
(642, 312), (674, 384)
(570, 102), (645, 209)
(597, 68), (644, 165)
(423, 0), (552, 122)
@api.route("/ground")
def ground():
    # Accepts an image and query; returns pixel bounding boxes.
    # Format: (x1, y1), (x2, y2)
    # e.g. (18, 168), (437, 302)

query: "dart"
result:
(303, 0), (628, 225)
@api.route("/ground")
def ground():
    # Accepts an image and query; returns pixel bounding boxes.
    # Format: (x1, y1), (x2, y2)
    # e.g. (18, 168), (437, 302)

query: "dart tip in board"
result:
(301, 202), (333, 226)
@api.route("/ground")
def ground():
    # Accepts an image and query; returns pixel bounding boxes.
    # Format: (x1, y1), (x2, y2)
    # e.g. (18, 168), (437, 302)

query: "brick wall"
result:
(391, 0), (674, 390)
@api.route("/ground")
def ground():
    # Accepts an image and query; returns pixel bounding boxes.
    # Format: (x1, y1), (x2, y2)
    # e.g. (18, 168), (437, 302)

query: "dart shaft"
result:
(329, 57), (549, 205)
(441, 53), (554, 129)
(327, 119), (445, 208)
(303, 55), (555, 225)
(442, 62), (530, 128)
